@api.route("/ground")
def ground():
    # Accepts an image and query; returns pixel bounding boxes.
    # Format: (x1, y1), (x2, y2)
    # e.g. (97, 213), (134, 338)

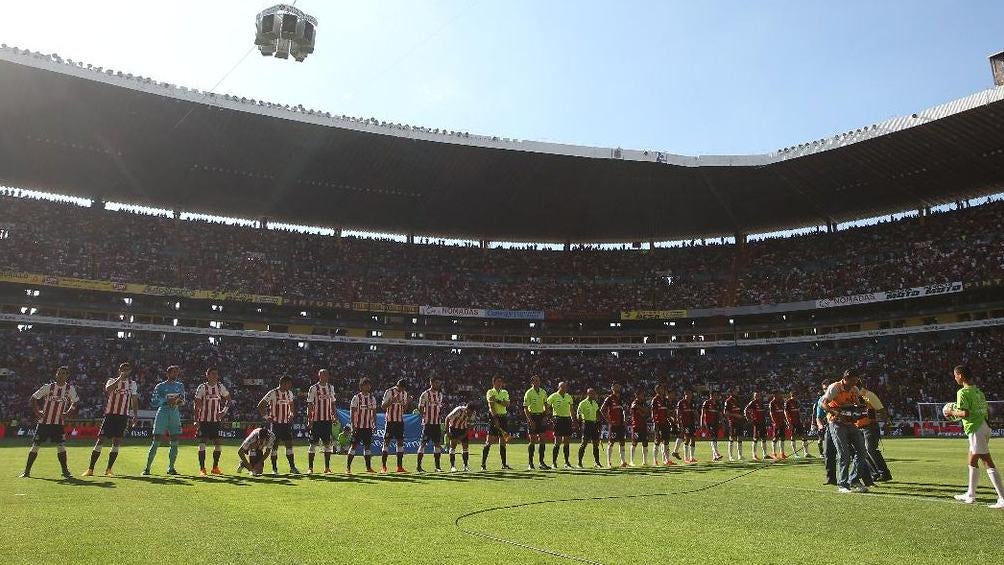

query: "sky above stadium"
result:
(2, 0), (1002, 155)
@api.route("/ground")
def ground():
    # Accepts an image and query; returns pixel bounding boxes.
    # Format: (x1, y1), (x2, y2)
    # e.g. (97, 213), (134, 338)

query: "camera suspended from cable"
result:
(255, 4), (317, 62)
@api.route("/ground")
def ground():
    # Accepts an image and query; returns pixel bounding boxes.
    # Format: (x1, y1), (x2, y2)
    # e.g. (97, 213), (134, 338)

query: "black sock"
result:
(107, 450), (119, 470)
(563, 444), (570, 465)
(381, 452), (389, 467)
(593, 444), (600, 465)
(450, 452), (456, 467)
(347, 453), (354, 470)
(212, 450), (221, 468)
(198, 450), (206, 470)
(25, 451), (38, 473)
(527, 443), (535, 464)
(286, 452), (296, 469)
(396, 452), (404, 468)
(417, 452), (425, 469)
(434, 452), (442, 468)
(481, 445), (490, 466)
(578, 444), (586, 466)
(552, 445), (559, 467)
(462, 451), (469, 466)
(271, 455), (278, 471)
(323, 451), (331, 469)
(538, 442), (546, 465)
(364, 454), (372, 470)
(308, 452), (315, 469)
(500, 444), (508, 466)
(88, 450), (100, 470)
(57, 451), (68, 473)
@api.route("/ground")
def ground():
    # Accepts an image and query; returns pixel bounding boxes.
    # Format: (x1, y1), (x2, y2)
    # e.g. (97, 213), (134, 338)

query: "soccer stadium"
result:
(1, 3), (1003, 564)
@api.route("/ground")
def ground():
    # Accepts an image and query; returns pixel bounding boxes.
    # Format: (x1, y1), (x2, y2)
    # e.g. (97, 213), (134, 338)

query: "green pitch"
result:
(1, 439), (1002, 564)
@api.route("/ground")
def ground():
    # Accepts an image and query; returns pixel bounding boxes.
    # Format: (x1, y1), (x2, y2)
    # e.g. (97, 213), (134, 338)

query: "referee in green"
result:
(547, 382), (575, 469)
(577, 388), (602, 468)
(524, 376), (550, 470)
(482, 376), (513, 470)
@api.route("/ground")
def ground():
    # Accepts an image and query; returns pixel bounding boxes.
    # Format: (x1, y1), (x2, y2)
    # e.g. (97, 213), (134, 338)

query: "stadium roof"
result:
(2, 48), (1004, 242)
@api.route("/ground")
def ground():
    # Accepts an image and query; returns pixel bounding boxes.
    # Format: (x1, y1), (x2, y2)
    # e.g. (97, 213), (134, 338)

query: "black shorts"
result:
(726, 420), (743, 439)
(99, 414), (129, 438)
(751, 422), (768, 439)
(706, 422), (721, 438)
(352, 427), (373, 447)
(448, 427), (469, 442)
(771, 422), (787, 440)
(553, 417), (572, 437)
(582, 421), (600, 441)
(309, 421), (333, 444)
(789, 421), (805, 438)
(679, 423), (696, 437)
(489, 414), (508, 436)
(422, 424), (442, 443)
(384, 421), (405, 442)
(633, 425), (649, 444)
(609, 424), (626, 442)
(527, 413), (547, 435)
(33, 423), (65, 444)
(198, 421), (220, 440)
(271, 422), (293, 442)
(247, 451), (266, 472)
(655, 423), (673, 442)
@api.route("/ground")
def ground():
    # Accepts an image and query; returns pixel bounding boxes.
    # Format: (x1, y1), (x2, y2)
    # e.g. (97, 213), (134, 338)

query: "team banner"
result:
(420, 306), (544, 320)
(815, 281), (963, 309)
(335, 409), (424, 453)
(0, 271), (285, 305)
(620, 309), (689, 320)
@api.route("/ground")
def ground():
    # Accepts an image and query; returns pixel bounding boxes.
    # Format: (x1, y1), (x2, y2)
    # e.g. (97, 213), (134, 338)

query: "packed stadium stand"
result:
(1, 44), (1003, 434)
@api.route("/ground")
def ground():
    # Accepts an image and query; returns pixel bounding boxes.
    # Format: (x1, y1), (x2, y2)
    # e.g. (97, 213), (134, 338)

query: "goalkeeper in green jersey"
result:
(945, 365), (1004, 508)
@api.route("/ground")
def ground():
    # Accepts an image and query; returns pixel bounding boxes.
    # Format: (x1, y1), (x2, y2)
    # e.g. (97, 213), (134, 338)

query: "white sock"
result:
(606, 444), (613, 467)
(791, 439), (798, 454)
(673, 438), (683, 453)
(711, 439), (719, 457)
(642, 448), (648, 466)
(968, 465), (979, 497)
(987, 468), (1004, 501)
(738, 442), (744, 458)
(618, 444), (626, 464)
(802, 439), (809, 455)
(630, 445), (636, 465)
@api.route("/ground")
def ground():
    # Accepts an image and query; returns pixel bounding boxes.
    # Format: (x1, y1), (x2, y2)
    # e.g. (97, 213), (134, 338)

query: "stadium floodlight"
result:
(255, 4), (317, 62)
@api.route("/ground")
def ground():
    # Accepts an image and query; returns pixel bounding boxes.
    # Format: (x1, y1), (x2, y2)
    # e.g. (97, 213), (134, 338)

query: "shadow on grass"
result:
(30, 476), (116, 488)
(115, 475), (194, 486)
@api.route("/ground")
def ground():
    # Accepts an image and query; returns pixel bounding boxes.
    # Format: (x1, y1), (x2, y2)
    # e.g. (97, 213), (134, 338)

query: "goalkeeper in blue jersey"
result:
(144, 365), (186, 475)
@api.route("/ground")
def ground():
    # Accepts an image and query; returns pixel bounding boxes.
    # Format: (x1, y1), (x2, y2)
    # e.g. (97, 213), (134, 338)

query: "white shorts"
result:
(968, 421), (992, 455)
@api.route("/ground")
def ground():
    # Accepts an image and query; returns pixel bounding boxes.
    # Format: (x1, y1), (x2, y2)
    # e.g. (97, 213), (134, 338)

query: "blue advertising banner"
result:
(335, 409), (426, 453)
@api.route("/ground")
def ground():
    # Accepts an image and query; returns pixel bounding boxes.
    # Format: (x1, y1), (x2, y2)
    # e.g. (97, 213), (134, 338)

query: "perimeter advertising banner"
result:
(815, 281), (963, 309)
(620, 309), (688, 320)
(419, 305), (545, 320)
(335, 409), (425, 453)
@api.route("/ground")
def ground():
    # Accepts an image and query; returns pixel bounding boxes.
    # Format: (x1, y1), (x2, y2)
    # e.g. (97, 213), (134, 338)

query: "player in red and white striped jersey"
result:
(381, 379), (410, 473)
(347, 378), (377, 473)
(237, 426), (276, 477)
(416, 377), (445, 473)
(306, 369), (337, 474)
(194, 367), (231, 476)
(257, 375), (300, 475)
(84, 362), (138, 477)
(445, 402), (476, 472)
(21, 366), (79, 478)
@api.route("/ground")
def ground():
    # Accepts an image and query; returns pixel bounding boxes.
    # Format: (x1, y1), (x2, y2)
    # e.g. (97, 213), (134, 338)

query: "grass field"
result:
(1, 438), (1002, 564)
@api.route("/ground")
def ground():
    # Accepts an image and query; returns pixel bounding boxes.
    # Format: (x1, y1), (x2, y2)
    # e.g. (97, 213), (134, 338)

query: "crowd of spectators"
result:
(2, 191), (1002, 312)
(1, 325), (1000, 426)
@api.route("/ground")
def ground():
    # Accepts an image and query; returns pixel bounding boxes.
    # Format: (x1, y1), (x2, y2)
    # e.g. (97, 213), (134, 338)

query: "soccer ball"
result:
(942, 402), (958, 421)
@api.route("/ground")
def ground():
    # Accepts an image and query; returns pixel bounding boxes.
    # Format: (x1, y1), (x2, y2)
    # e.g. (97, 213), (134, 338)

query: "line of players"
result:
(19, 364), (812, 478)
